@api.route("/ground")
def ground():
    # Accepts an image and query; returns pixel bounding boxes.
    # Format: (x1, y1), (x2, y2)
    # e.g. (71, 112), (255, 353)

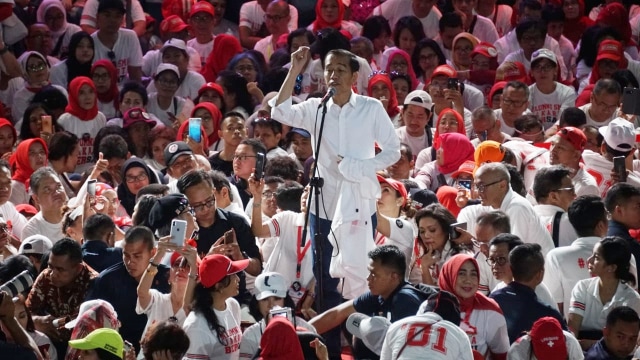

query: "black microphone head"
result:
(327, 87), (336, 96)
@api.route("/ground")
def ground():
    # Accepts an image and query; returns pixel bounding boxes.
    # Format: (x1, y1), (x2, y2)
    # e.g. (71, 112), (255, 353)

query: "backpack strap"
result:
(551, 211), (563, 248)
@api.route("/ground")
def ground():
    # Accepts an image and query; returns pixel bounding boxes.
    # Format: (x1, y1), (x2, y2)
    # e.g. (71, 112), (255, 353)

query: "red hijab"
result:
(312, 0), (345, 33)
(488, 81), (507, 108)
(191, 102), (223, 146)
(436, 133), (474, 175)
(65, 76), (99, 121)
(385, 49), (418, 90)
(436, 185), (461, 217)
(176, 119), (210, 150)
(589, 39), (628, 84)
(433, 109), (466, 151)
(596, 3), (634, 46)
(91, 60), (119, 112)
(0, 118), (17, 151)
(561, 0), (594, 46)
(10, 138), (48, 188)
(259, 317), (304, 360)
(438, 254), (503, 328)
(202, 34), (243, 82)
(367, 73), (400, 118)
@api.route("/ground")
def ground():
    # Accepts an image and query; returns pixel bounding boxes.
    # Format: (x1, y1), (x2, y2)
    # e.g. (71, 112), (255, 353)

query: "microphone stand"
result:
(299, 99), (330, 310)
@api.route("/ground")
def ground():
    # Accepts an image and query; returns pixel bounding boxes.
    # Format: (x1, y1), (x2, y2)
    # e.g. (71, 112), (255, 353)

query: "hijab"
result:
(436, 186), (461, 217)
(65, 76), (99, 121)
(596, 3), (634, 46)
(433, 109), (466, 151)
(436, 133), (474, 175)
(10, 138), (48, 188)
(191, 102), (222, 146)
(589, 40), (628, 84)
(117, 158), (159, 216)
(385, 49), (418, 90)
(202, 34), (243, 82)
(91, 60), (119, 112)
(19, 51), (50, 91)
(367, 73), (400, 118)
(176, 119), (210, 150)
(562, 0), (594, 46)
(438, 254), (503, 331)
(67, 303), (119, 360)
(452, 33), (479, 71)
(66, 32), (94, 87)
(36, 0), (68, 39)
(312, 0), (345, 33)
(0, 118), (17, 153)
(258, 317), (304, 360)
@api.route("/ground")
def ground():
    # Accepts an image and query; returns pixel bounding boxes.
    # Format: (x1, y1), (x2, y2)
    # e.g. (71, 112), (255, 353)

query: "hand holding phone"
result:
(189, 118), (202, 143)
(447, 78), (459, 90)
(224, 230), (234, 244)
(254, 153), (266, 180)
(449, 222), (467, 240)
(613, 156), (627, 182)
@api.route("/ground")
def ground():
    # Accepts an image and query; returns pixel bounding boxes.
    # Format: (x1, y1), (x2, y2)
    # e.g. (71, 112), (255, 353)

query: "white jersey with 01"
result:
(380, 312), (475, 360)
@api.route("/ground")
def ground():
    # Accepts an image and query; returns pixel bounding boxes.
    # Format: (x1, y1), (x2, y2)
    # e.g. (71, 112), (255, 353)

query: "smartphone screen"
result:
(613, 156), (627, 182)
(449, 222), (467, 240)
(189, 118), (202, 143)
(41, 115), (53, 134)
(254, 153), (266, 180)
(87, 179), (96, 196)
(458, 180), (472, 190)
(224, 230), (234, 244)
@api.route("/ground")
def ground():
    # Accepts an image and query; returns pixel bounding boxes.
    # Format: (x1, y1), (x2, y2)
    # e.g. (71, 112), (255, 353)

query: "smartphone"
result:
(170, 219), (188, 247)
(123, 340), (133, 353)
(41, 115), (53, 134)
(622, 88), (640, 115)
(188, 118), (202, 143)
(224, 229), (234, 244)
(87, 179), (96, 196)
(613, 156), (627, 182)
(449, 222), (467, 240)
(269, 307), (294, 324)
(254, 152), (266, 180)
(447, 78), (459, 90)
(458, 180), (472, 190)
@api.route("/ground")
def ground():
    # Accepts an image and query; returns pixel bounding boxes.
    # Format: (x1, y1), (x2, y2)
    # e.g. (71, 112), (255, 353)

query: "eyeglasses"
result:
(262, 191), (275, 199)
(532, 64), (555, 72)
(171, 155), (194, 169)
(553, 186), (576, 194)
(592, 95), (619, 112)
(294, 74), (303, 95)
(474, 179), (503, 193)
(486, 256), (508, 266)
(264, 14), (287, 22)
(157, 78), (179, 87)
(92, 72), (111, 81)
(41, 184), (64, 195)
(419, 54), (437, 62)
(28, 63), (47, 73)
(191, 196), (215, 213)
(501, 98), (527, 107)
(29, 150), (46, 157)
(454, 46), (473, 53)
(125, 173), (148, 183)
(191, 15), (212, 23)
(233, 154), (257, 161)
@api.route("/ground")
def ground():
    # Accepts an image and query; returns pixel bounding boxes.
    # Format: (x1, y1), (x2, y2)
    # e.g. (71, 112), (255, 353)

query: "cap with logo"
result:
(148, 194), (190, 229)
(451, 160), (476, 179)
(430, 65), (458, 80)
(599, 118), (635, 152)
(596, 39), (624, 63)
(474, 140), (506, 171)
(68, 328), (124, 359)
(403, 90), (432, 110)
(496, 61), (527, 83)
(155, 63), (180, 79)
(529, 317), (568, 360)
(163, 141), (193, 167)
(19, 235), (53, 255)
(161, 38), (187, 54)
(345, 313), (391, 355)
(189, 1), (215, 17)
(254, 272), (287, 300)
(122, 107), (156, 129)
(471, 42), (498, 59)
(531, 48), (557, 66)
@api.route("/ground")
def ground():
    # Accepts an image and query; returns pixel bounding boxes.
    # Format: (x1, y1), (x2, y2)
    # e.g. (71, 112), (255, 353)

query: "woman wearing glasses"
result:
(412, 39), (446, 90)
(384, 49), (418, 91)
(91, 60), (119, 119)
(146, 63), (195, 128)
(117, 158), (161, 216)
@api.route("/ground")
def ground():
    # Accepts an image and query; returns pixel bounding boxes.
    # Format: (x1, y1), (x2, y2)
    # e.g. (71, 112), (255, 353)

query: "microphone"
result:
(318, 87), (336, 108)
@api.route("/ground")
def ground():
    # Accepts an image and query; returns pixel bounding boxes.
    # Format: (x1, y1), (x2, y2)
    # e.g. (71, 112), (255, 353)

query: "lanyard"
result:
(296, 226), (311, 279)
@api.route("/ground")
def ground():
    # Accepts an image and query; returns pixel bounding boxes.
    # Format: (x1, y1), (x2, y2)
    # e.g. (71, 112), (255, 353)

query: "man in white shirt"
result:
(579, 79), (622, 128)
(91, 0), (143, 84)
(372, 0), (442, 39)
(254, 0), (290, 62)
(81, 0), (146, 36)
(451, 0), (499, 44)
(548, 126), (599, 197)
(543, 195), (636, 318)
(396, 90), (433, 158)
(239, 0), (298, 49)
(22, 167), (68, 242)
(146, 39), (205, 101)
(532, 166), (578, 248)
(271, 46), (400, 357)
(495, 81), (530, 135)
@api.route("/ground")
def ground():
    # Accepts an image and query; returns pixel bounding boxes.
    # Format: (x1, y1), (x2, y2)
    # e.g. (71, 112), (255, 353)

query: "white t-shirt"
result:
(492, 281), (558, 311)
(57, 111), (107, 173)
(142, 48), (202, 77)
(529, 82), (577, 130)
(532, 204), (578, 248)
(98, 100), (117, 119)
(381, 313), (474, 360)
(80, 0), (144, 29)
(50, 60), (69, 87)
(30, 330), (58, 360)
(306, 20), (360, 39)
(507, 330), (583, 360)
(482, 5), (513, 38)
(147, 70), (205, 101)
(239, 317), (315, 359)
(213, 19), (240, 38)
(570, 277), (640, 331)
(462, 306), (510, 358)
(579, 103), (616, 128)
(253, 35), (275, 62)
(145, 93), (194, 127)
(494, 108), (530, 136)
(0, 77), (24, 108)
(374, 215), (415, 278)
(187, 38), (214, 69)
(21, 212), (64, 243)
(239, 1), (298, 34)
(0, 201), (27, 240)
(372, 0), (442, 39)
(501, 140), (550, 198)
(135, 289), (187, 344)
(183, 297), (242, 360)
(91, 29), (144, 85)
(396, 127), (430, 161)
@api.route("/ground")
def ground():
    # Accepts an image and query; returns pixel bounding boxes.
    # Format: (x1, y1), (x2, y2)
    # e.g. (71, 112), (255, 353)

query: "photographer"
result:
(0, 291), (44, 359)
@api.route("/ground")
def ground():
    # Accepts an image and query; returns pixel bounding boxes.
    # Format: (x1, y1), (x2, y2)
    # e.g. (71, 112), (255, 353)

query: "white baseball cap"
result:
(155, 63), (180, 79)
(254, 272), (287, 300)
(161, 38), (187, 54)
(403, 90), (432, 110)
(19, 235), (53, 255)
(599, 118), (635, 152)
(346, 313), (391, 355)
(531, 48), (557, 66)
(65, 300), (117, 329)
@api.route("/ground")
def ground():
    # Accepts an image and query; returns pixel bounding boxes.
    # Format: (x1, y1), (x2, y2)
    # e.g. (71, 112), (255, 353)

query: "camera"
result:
(0, 270), (34, 297)
(269, 306), (294, 326)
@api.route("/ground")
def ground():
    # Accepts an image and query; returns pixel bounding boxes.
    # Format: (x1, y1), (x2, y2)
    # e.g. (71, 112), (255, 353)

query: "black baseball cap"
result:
(98, 0), (126, 14)
(163, 141), (193, 167)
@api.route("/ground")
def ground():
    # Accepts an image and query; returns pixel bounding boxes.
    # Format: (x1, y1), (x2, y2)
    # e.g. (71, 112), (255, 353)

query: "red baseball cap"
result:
(471, 42), (498, 59)
(596, 39), (623, 63)
(496, 61), (527, 83)
(198, 82), (224, 98)
(199, 254), (249, 288)
(431, 65), (458, 80)
(530, 317), (568, 360)
(122, 107), (156, 129)
(189, 1), (215, 17)
(160, 15), (189, 35)
(556, 126), (587, 152)
(377, 175), (408, 207)
(451, 160), (475, 179)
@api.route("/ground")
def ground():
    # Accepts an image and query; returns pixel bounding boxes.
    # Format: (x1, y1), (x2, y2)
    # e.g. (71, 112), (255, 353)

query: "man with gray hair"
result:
(459, 162), (555, 255)
(22, 167), (68, 242)
(471, 106), (512, 146)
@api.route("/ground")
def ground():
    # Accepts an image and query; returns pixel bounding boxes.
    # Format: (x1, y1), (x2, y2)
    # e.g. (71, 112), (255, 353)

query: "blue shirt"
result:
(352, 282), (434, 321)
(584, 338), (632, 360)
(85, 262), (170, 351)
(81, 240), (123, 273)
(490, 281), (567, 343)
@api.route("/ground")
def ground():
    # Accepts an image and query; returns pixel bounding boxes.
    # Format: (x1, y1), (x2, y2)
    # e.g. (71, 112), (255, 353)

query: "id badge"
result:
(288, 281), (306, 306)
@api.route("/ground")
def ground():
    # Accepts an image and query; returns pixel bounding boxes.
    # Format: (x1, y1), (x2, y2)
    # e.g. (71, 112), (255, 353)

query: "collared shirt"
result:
(81, 240), (123, 273)
(86, 262), (170, 350)
(270, 94), (400, 220)
(533, 204), (578, 247)
(584, 338), (633, 360)
(490, 281), (567, 343)
(608, 220), (640, 272)
(352, 282), (434, 322)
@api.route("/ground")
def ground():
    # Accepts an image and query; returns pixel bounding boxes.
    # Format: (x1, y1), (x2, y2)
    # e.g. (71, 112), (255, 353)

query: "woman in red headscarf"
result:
(415, 132), (474, 192)
(177, 118), (210, 157)
(191, 102), (223, 151)
(562, 0), (594, 46)
(415, 109), (466, 170)
(258, 317), (305, 360)
(91, 60), (119, 119)
(367, 73), (401, 126)
(9, 138), (47, 205)
(0, 118), (16, 158)
(57, 76), (107, 173)
(438, 254), (509, 360)
(309, 0), (360, 39)
(576, 39), (628, 106)
(595, 2), (638, 58)
(201, 34), (243, 83)
(385, 49), (418, 90)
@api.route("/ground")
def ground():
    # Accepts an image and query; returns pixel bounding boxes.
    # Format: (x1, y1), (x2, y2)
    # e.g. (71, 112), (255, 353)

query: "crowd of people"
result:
(0, 0), (639, 359)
